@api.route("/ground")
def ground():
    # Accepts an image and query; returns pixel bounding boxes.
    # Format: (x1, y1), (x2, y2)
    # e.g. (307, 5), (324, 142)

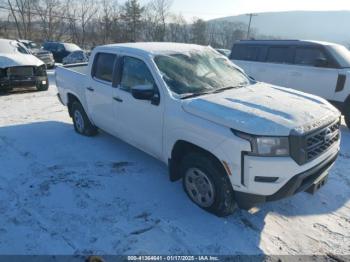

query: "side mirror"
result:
(131, 84), (159, 105)
(314, 58), (329, 68)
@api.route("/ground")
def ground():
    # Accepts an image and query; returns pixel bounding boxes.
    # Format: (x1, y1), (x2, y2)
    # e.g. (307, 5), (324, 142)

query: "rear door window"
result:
(294, 47), (328, 66)
(231, 45), (262, 61)
(266, 47), (292, 64)
(92, 53), (116, 83)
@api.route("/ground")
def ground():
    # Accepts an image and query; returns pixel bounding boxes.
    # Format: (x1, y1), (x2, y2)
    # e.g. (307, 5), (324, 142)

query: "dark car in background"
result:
(43, 42), (82, 63)
(19, 40), (55, 69)
(62, 50), (90, 65)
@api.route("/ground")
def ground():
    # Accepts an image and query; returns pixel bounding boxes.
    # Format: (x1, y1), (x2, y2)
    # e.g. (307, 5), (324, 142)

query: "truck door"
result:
(286, 46), (339, 100)
(112, 55), (164, 159)
(85, 52), (117, 133)
(254, 46), (293, 87)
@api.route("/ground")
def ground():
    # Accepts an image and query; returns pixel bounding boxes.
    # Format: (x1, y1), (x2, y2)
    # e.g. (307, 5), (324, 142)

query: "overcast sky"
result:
(137, 0), (350, 20)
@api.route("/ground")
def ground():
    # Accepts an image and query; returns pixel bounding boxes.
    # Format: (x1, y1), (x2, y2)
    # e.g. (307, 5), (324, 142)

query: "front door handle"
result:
(113, 97), (123, 102)
(87, 87), (94, 92)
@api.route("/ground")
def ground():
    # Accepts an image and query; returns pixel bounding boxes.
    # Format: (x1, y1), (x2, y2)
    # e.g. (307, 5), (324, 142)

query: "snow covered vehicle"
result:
(18, 39), (55, 69)
(230, 40), (350, 129)
(0, 39), (49, 92)
(56, 43), (341, 216)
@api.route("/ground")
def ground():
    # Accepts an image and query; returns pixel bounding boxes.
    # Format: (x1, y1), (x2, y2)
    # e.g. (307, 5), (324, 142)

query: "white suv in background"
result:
(56, 43), (341, 216)
(230, 40), (350, 128)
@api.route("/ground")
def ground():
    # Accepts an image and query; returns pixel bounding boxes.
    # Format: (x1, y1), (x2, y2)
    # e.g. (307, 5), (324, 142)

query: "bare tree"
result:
(0, 0), (264, 50)
(7, 0), (23, 38)
(100, 0), (112, 43)
(167, 13), (188, 42)
(144, 0), (172, 41)
(34, 0), (68, 41)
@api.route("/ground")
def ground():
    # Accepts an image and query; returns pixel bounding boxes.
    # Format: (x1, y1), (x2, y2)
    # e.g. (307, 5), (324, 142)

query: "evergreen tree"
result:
(191, 18), (207, 45)
(120, 0), (144, 42)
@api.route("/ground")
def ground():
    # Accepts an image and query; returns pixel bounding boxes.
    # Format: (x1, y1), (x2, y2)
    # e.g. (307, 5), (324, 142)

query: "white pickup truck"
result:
(56, 43), (341, 216)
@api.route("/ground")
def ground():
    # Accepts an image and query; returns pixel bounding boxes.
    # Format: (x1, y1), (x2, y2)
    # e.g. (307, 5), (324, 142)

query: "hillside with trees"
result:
(0, 0), (254, 49)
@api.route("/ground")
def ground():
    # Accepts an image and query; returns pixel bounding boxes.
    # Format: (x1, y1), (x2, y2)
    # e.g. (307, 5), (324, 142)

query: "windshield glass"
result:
(28, 42), (38, 49)
(21, 41), (38, 49)
(154, 48), (250, 96)
(0, 41), (30, 54)
(64, 43), (81, 52)
(328, 44), (350, 68)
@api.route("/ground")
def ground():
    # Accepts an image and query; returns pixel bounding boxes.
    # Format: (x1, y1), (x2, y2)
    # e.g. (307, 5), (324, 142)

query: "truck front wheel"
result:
(71, 101), (98, 136)
(180, 152), (237, 217)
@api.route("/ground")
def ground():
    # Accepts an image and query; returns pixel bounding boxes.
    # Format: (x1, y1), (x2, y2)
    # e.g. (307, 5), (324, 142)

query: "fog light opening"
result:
(255, 176), (279, 183)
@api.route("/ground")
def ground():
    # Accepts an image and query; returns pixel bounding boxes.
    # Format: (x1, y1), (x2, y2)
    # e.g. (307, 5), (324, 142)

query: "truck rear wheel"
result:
(180, 152), (236, 217)
(71, 101), (98, 136)
(345, 108), (350, 129)
(345, 111), (350, 129)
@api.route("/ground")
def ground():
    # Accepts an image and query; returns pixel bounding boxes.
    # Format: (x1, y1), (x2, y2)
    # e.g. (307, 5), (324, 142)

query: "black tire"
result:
(345, 104), (350, 129)
(71, 101), (98, 136)
(36, 83), (49, 91)
(180, 152), (237, 217)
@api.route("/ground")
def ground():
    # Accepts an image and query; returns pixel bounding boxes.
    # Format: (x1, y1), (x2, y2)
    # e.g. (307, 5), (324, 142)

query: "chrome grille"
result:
(305, 121), (340, 162)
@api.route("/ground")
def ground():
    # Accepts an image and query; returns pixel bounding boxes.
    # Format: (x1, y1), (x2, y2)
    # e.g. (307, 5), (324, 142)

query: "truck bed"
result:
(55, 63), (89, 107)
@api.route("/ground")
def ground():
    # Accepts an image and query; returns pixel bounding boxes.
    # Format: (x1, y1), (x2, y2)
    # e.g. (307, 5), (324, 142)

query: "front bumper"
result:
(0, 76), (48, 90)
(235, 150), (339, 209)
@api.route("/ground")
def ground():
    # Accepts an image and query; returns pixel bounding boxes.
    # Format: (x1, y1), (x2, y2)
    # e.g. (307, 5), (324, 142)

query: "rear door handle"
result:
(113, 97), (123, 102)
(87, 87), (94, 92)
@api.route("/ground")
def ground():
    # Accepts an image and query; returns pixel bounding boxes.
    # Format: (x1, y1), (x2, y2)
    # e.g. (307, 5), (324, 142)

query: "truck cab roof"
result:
(99, 42), (209, 56)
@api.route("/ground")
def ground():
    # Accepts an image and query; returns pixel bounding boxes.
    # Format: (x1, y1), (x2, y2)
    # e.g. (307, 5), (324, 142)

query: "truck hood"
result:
(182, 82), (341, 136)
(0, 53), (44, 68)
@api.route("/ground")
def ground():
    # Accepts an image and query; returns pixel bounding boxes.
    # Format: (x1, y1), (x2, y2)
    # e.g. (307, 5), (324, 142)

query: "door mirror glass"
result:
(131, 84), (155, 101)
(314, 58), (329, 68)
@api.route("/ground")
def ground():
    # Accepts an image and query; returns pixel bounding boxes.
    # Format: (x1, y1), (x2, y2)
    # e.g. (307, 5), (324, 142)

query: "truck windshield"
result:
(154, 49), (250, 96)
(328, 45), (350, 68)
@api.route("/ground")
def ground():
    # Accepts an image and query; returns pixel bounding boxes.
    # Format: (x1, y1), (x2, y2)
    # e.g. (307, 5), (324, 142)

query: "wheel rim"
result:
(74, 110), (84, 133)
(185, 168), (215, 208)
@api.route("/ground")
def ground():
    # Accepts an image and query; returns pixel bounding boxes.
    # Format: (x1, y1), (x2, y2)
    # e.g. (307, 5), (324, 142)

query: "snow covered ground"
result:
(0, 71), (349, 256)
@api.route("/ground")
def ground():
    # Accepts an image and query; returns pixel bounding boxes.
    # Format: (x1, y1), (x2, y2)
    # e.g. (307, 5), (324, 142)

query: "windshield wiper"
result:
(180, 91), (212, 99)
(213, 85), (245, 94)
(180, 84), (246, 99)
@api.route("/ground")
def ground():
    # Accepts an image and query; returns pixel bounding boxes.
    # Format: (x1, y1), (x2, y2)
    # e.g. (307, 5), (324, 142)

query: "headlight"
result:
(35, 65), (47, 76)
(233, 130), (290, 157)
(255, 137), (290, 156)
